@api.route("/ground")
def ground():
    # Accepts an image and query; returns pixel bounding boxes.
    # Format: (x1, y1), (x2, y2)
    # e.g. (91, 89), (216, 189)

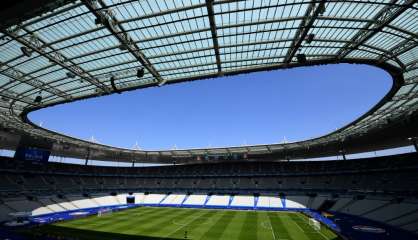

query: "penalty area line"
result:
(164, 211), (207, 238)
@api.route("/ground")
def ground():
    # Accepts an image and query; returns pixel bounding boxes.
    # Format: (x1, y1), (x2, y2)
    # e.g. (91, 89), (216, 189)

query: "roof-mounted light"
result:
(20, 47), (32, 57)
(110, 76), (121, 94)
(66, 72), (76, 78)
(296, 54), (307, 64)
(306, 34), (315, 44)
(137, 68), (144, 78)
(34, 95), (42, 104)
(94, 17), (102, 25)
(318, 2), (326, 15)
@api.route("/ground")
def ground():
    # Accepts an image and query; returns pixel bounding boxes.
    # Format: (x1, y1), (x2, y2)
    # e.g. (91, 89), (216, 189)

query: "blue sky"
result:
(30, 63), (392, 150)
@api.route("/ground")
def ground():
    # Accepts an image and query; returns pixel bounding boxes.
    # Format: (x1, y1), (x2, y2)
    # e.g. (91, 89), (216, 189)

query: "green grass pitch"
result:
(28, 207), (342, 240)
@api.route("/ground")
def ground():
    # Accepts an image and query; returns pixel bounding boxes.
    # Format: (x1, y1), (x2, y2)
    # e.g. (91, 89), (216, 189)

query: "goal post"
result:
(97, 208), (113, 217)
(308, 218), (321, 231)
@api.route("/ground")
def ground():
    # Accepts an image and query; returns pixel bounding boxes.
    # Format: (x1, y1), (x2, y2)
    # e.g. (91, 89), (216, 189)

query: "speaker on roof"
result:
(318, 2), (326, 15)
(137, 68), (145, 78)
(94, 17), (102, 25)
(110, 76), (121, 94)
(20, 47), (32, 57)
(306, 34), (315, 44)
(66, 72), (76, 78)
(297, 54), (307, 64)
(34, 95), (42, 104)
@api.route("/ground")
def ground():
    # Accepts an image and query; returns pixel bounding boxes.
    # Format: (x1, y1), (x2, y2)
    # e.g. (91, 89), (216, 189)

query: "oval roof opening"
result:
(29, 63), (391, 150)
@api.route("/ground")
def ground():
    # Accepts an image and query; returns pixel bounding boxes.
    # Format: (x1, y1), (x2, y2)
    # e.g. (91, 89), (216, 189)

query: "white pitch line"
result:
(295, 214), (329, 240)
(292, 217), (306, 233)
(318, 230), (329, 240)
(164, 210), (207, 238)
(268, 216), (277, 240)
(260, 220), (281, 240)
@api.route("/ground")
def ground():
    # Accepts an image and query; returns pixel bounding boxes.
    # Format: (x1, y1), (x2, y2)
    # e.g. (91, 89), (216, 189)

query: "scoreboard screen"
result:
(14, 146), (50, 164)
(14, 135), (52, 164)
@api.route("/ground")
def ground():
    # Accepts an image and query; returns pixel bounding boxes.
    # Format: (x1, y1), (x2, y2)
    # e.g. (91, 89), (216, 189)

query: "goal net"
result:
(308, 218), (321, 231)
(97, 208), (113, 217)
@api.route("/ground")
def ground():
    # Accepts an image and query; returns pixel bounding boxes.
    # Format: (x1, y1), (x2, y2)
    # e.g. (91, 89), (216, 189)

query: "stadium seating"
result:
(160, 194), (186, 205)
(286, 196), (309, 208)
(5, 197), (43, 213)
(142, 194), (166, 204)
(364, 201), (418, 223)
(182, 194), (207, 206)
(91, 194), (119, 207)
(37, 197), (66, 212)
(205, 195), (230, 206)
(310, 195), (329, 209)
(256, 195), (283, 208)
(230, 195), (254, 208)
(133, 193), (146, 204)
(116, 194), (129, 204)
(55, 198), (78, 211)
(330, 197), (353, 212)
(0, 204), (13, 222)
(339, 198), (389, 215)
(66, 195), (99, 209)
(0, 153), (416, 235)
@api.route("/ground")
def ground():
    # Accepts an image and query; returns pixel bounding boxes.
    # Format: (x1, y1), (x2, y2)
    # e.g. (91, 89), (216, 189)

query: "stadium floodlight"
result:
(110, 76), (121, 94)
(20, 47), (32, 57)
(408, 137), (418, 152)
(339, 149), (347, 160)
(66, 72), (76, 78)
(296, 54), (307, 64)
(306, 34), (315, 44)
(137, 68), (145, 78)
(318, 2), (326, 15)
(34, 95), (42, 104)
(94, 17), (102, 25)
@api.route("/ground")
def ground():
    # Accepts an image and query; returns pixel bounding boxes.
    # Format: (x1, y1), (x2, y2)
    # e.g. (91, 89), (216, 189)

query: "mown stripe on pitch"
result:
(60, 207), (155, 227)
(66, 207), (168, 228)
(108, 207), (189, 233)
(292, 213), (329, 240)
(131, 208), (196, 235)
(238, 211), (258, 240)
(166, 209), (218, 238)
(84, 207), (179, 232)
(201, 210), (236, 239)
(269, 212), (292, 240)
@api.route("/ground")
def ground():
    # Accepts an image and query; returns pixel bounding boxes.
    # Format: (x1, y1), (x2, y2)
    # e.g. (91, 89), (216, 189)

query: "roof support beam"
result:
(83, 0), (165, 86)
(284, 0), (326, 64)
(405, 76), (418, 85)
(0, 88), (33, 106)
(44, 56), (350, 103)
(406, 60), (418, 72)
(0, 62), (72, 102)
(378, 35), (418, 67)
(205, 0), (222, 74)
(336, 0), (415, 60)
(0, 0), (77, 30)
(35, 15), (381, 54)
(2, 27), (111, 94)
(37, 31), (395, 76)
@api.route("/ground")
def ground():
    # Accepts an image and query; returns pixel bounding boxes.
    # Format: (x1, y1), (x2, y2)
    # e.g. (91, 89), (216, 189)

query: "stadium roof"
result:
(0, 0), (417, 164)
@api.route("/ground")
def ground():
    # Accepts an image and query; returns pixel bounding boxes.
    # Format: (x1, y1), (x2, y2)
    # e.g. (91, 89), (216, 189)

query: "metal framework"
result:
(0, 0), (417, 164)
